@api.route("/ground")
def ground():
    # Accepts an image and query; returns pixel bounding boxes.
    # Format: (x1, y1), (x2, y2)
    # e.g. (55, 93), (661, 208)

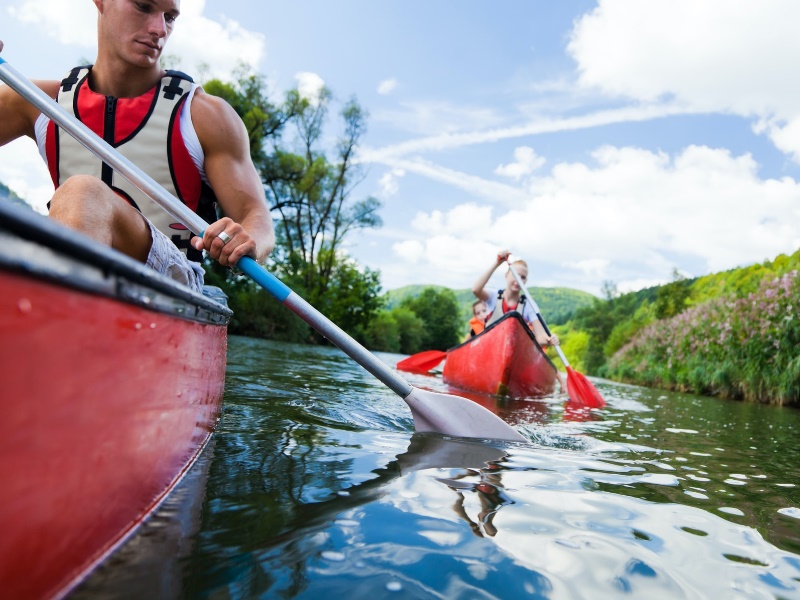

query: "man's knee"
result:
(49, 175), (112, 215)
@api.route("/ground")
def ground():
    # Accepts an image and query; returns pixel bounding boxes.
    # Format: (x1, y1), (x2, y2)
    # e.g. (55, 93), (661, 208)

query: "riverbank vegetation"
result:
(605, 270), (799, 404)
(558, 251), (800, 406)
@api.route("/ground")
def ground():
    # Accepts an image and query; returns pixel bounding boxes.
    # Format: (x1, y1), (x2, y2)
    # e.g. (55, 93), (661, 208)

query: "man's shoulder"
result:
(189, 88), (231, 114)
(189, 89), (246, 150)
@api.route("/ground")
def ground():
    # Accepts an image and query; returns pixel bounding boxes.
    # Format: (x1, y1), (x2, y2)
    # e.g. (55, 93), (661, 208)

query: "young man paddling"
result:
(0, 0), (274, 292)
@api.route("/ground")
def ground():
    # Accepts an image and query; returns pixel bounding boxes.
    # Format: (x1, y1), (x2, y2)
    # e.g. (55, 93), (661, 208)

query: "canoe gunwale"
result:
(0, 201), (231, 325)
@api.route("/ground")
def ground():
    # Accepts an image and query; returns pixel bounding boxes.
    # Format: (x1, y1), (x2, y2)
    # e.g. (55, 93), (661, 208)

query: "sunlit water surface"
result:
(75, 336), (800, 599)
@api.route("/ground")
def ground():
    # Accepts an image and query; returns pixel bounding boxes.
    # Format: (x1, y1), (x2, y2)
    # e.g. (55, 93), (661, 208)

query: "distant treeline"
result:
(383, 285), (596, 326)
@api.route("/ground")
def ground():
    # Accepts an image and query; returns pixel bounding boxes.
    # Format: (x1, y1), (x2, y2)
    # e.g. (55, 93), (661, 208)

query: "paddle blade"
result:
(397, 350), (447, 374)
(404, 387), (526, 442)
(566, 367), (606, 408)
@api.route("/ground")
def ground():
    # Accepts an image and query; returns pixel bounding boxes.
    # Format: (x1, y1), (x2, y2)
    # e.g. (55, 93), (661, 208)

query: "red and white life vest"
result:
(45, 66), (217, 262)
(486, 288), (528, 326)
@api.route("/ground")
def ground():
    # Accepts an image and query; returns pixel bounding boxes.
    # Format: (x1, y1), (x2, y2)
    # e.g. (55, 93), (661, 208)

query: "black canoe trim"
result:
(0, 201), (231, 326)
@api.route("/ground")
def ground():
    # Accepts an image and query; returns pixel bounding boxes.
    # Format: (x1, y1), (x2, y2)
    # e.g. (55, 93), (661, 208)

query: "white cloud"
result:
(409, 203), (493, 237)
(566, 259), (610, 278)
(169, 6), (266, 79)
(392, 233), (499, 289)
(8, 0), (96, 46)
(362, 103), (693, 162)
(763, 118), (800, 164)
(392, 239), (425, 264)
(371, 100), (509, 138)
(386, 144), (800, 294)
(567, 0), (800, 162)
(365, 157), (531, 206)
(377, 78), (397, 95)
(378, 168), (405, 198)
(495, 147), (546, 180)
(295, 72), (325, 107)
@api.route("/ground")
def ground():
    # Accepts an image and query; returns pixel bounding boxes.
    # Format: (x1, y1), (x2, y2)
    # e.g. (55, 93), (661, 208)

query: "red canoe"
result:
(443, 312), (558, 398)
(0, 202), (230, 600)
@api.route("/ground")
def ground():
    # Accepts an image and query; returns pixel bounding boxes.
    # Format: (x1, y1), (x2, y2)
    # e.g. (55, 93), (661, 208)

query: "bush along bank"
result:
(605, 271), (800, 406)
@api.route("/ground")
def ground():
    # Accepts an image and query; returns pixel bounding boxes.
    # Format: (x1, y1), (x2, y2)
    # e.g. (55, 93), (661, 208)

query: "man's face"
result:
(98, 0), (181, 67)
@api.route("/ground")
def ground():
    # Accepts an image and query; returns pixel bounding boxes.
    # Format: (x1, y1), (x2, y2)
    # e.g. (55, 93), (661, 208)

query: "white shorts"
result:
(145, 220), (205, 293)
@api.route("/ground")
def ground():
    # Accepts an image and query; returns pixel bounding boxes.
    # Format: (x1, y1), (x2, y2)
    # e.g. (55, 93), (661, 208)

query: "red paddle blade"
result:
(397, 350), (447, 374)
(566, 367), (606, 408)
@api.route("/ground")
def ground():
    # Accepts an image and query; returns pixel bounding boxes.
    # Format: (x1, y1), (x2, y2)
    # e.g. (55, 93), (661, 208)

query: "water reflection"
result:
(191, 425), (800, 598)
(442, 384), (555, 425)
(75, 337), (800, 598)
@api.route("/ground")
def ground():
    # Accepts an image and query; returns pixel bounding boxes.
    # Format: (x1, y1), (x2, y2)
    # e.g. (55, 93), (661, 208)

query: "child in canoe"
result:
(468, 300), (490, 337)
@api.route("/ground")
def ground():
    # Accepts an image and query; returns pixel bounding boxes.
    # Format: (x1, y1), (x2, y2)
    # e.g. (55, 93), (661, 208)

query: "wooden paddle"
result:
(506, 260), (606, 408)
(396, 350), (447, 374)
(0, 57), (526, 442)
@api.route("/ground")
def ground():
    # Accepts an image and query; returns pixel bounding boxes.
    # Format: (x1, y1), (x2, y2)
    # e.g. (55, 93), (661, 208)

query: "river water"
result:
(76, 335), (800, 599)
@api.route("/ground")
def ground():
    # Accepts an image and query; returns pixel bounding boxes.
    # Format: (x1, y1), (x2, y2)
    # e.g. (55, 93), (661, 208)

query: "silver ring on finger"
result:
(217, 231), (231, 245)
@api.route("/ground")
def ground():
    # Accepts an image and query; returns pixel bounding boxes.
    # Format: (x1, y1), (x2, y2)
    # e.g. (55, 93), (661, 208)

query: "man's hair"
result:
(510, 259), (528, 269)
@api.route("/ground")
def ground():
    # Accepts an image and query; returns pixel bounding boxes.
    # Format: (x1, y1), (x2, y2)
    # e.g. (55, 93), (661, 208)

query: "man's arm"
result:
(0, 79), (58, 147)
(190, 89), (275, 267)
(0, 41), (57, 145)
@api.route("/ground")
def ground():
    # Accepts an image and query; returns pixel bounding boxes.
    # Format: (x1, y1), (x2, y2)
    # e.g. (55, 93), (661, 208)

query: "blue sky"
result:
(2, 0), (800, 296)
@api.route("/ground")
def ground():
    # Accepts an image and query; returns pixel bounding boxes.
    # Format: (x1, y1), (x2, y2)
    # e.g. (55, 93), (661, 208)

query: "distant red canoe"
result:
(443, 312), (558, 398)
(0, 202), (231, 600)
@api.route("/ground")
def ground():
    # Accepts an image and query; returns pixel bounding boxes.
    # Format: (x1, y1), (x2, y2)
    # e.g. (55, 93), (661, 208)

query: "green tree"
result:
(392, 307), (426, 354)
(203, 68), (302, 170)
(655, 268), (691, 319)
(364, 311), (401, 353)
(402, 288), (461, 351)
(202, 258), (311, 342)
(265, 92), (382, 302)
(201, 72), (384, 343)
(604, 300), (656, 357)
(364, 306), (426, 354)
(316, 252), (383, 344)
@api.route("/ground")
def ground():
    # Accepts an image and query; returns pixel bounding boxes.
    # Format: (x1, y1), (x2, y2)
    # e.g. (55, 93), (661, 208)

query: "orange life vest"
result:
(468, 316), (486, 337)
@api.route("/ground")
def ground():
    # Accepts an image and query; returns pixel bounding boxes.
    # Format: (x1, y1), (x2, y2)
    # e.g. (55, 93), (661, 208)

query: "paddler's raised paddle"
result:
(0, 56), (526, 442)
(506, 260), (606, 408)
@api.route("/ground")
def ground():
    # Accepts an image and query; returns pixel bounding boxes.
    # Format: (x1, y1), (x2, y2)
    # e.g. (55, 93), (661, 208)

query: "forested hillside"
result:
(384, 284), (597, 325)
